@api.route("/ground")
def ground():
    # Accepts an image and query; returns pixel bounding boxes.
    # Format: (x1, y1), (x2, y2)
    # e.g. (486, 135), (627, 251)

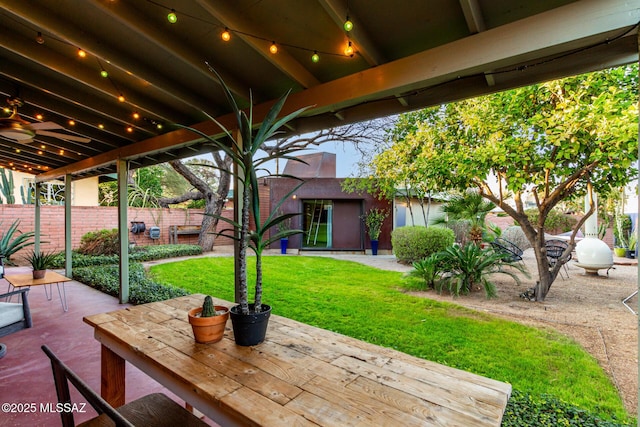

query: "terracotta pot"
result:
(187, 306), (229, 344)
(32, 270), (46, 280)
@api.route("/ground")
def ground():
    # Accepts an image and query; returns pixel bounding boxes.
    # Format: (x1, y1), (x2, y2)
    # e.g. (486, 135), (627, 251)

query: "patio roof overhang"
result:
(0, 0), (636, 183)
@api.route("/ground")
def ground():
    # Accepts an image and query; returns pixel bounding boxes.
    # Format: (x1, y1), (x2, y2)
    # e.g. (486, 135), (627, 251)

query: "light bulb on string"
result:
(269, 42), (278, 54)
(100, 69), (108, 78)
(167, 9), (177, 24)
(118, 94), (125, 103)
(344, 41), (354, 57)
(77, 48), (87, 58)
(344, 16), (353, 32)
(311, 51), (320, 63)
(36, 32), (44, 44)
(221, 28), (231, 42)
(132, 112), (140, 120)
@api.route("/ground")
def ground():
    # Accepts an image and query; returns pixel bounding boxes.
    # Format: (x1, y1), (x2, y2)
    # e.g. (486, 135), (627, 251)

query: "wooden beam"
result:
(37, 0), (640, 182)
(195, 0), (321, 89)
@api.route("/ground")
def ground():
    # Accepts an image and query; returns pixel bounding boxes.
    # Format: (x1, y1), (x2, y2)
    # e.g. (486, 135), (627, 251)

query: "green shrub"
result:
(524, 209), (577, 235)
(501, 226), (531, 251)
(50, 244), (203, 268)
(72, 263), (189, 304)
(502, 389), (633, 427)
(78, 229), (119, 255)
(392, 226), (455, 264)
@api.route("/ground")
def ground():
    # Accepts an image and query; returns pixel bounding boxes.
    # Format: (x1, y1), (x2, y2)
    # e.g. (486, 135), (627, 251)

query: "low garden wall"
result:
(0, 205), (234, 262)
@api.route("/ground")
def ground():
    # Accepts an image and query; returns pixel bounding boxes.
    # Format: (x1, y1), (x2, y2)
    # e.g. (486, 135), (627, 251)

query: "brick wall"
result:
(0, 205), (234, 262)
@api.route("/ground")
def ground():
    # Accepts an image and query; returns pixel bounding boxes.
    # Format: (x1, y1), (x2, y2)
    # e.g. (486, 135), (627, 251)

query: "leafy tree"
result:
(374, 65), (638, 301)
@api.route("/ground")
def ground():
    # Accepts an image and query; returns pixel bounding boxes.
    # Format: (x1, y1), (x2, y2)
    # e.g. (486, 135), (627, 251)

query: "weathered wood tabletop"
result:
(84, 294), (511, 426)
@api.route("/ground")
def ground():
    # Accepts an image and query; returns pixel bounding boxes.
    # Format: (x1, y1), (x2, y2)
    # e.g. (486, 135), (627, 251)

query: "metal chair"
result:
(41, 345), (209, 427)
(490, 237), (524, 264)
(545, 239), (571, 279)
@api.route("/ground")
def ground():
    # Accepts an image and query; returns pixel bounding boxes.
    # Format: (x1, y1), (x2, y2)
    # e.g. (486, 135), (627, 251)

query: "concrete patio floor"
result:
(0, 267), (213, 427)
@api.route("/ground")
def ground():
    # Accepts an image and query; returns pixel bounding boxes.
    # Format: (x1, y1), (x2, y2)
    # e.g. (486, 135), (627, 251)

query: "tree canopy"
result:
(373, 65), (638, 300)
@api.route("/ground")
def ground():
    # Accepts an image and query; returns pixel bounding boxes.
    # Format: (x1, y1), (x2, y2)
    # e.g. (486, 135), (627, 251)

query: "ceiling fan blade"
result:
(36, 130), (91, 143)
(30, 122), (64, 130)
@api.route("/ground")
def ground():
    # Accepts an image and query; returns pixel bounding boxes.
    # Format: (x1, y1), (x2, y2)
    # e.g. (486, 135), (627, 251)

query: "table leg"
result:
(56, 282), (68, 312)
(101, 344), (126, 407)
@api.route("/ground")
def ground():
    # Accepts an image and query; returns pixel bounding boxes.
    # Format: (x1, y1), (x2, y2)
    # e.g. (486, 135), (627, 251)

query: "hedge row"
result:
(51, 244), (203, 268)
(72, 262), (188, 305)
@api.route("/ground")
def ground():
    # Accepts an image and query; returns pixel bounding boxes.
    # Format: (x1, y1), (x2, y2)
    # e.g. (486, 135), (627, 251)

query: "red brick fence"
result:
(0, 205), (234, 262)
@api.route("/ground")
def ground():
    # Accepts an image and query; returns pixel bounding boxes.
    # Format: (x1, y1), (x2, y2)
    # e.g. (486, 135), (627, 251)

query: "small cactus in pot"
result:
(201, 295), (216, 317)
(188, 295), (229, 343)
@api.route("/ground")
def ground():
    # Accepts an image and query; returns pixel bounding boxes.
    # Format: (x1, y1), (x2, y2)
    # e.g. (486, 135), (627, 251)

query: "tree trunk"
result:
(168, 154), (232, 252)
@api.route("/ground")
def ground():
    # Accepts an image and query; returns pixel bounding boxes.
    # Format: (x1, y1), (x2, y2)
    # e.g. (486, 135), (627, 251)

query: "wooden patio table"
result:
(84, 294), (511, 426)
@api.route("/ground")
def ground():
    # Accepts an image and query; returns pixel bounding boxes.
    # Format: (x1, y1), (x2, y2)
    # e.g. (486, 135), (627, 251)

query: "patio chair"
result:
(0, 288), (32, 338)
(41, 345), (209, 427)
(490, 237), (524, 264)
(545, 239), (571, 279)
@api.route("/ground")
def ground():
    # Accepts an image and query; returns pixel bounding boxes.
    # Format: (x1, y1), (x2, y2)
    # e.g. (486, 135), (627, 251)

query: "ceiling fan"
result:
(0, 97), (90, 143)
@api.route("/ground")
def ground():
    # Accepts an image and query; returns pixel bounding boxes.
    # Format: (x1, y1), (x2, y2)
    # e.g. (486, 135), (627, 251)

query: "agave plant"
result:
(24, 250), (58, 271)
(436, 243), (529, 298)
(179, 64), (309, 315)
(0, 219), (36, 265)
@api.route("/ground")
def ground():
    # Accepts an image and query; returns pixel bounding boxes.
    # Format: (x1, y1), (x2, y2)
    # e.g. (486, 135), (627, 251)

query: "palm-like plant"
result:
(438, 191), (495, 245)
(180, 64), (309, 315)
(436, 243), (528, 298)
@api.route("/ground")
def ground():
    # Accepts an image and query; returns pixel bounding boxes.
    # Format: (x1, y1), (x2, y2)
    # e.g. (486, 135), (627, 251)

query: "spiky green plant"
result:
(436, 243), (529, 298)
(0, 220), (36, 265)
(201, 295), (216, 317)
(24, 250), (58, 271)
(405, 253), (445, 290)
(178, 64), (310, 315)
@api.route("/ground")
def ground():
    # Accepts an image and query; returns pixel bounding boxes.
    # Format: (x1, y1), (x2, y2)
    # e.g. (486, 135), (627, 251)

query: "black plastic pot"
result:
(230, 304), (271, 346)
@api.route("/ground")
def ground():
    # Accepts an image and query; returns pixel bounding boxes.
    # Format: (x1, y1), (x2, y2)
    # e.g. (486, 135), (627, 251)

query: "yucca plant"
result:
(179, 64), (310, 316)
(436, 243), (529, 298)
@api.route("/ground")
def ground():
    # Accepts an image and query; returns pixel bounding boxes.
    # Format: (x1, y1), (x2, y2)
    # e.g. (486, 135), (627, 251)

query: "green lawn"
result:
(149, 255), (629, 422)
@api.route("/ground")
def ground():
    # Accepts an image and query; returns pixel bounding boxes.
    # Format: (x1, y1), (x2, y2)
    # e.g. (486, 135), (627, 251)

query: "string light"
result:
(98, 124), (104, 129)
(344, 40), (354, 57)
(35, 114), (43, 120)
(311, 51), (320, 63)
(156, 123), (163, 130)
(167, 9), (177, 24)
(77, 48), (86, 58)
(100, 70), (108, 78)
(126, 126), (134, 133)
(221, 28), (231, 42)
(269, 42), (278, 54)
(132, 112), (140, 120)
(118, 94), (125, 102)
(344, 16), (353, 32)
(68, 119), (76, 126)
(35, 31), (44, 44)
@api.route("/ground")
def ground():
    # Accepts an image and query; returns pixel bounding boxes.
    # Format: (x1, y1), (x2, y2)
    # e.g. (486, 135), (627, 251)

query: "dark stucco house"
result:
(263, 152), (393, 254)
